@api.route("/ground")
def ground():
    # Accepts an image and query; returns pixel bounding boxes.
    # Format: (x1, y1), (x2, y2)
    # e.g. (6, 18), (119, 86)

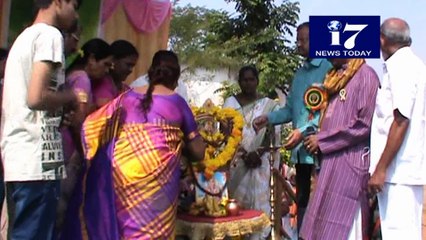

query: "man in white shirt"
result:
(1, 0), (80, 238)
(369, 18), (426, 240)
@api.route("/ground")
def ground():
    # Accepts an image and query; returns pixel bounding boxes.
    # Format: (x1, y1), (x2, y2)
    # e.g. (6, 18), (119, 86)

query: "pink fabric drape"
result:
(101, 0), (121, 24)
(101, 0), (171, 33)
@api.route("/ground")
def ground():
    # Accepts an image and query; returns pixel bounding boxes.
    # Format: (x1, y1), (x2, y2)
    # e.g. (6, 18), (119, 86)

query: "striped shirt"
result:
(300, 63), (380, 239)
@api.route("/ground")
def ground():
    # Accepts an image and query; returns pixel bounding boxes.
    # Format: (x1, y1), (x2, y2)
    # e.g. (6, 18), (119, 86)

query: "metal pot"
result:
(226, 199), (240, 216)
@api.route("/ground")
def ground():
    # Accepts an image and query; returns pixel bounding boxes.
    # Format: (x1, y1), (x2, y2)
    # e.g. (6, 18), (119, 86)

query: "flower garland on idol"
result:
(191, 101), (244, 179)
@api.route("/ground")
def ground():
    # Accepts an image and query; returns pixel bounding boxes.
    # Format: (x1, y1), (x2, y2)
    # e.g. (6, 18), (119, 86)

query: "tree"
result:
(213, 0), (302, 97)
(169, 5), (241, 72)
(170, 0), (302, 97)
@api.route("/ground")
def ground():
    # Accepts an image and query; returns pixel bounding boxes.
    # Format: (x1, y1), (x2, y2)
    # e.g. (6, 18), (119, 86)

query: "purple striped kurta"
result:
(300, 64), (380, 240)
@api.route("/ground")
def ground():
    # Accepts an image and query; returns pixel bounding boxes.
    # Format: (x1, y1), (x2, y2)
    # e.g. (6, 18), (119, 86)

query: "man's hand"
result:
(61, 110), (76, 128)
(367, 109), (408, 196)
(252, 115), (269, 133)
(303, 134), (319, 154)
(60, 87), (79, 111)
(65, 89), (79, 108)
(284, 129), (303, 150)
(368, 168), (386, 195)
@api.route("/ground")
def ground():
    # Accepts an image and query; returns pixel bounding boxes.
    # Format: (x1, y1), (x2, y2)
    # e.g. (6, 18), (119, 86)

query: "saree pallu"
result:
(77, 93), (184, 240)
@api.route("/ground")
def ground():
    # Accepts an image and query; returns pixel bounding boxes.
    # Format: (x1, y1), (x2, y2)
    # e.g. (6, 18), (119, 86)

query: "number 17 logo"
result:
(328, 20), (367, 49)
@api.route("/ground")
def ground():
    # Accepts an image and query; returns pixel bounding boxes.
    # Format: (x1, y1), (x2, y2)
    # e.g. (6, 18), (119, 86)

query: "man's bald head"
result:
(380, 18), (411, 46)
(380, 18), (412, 60)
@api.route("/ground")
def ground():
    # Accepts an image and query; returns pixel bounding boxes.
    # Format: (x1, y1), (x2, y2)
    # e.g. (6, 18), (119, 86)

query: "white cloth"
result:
(347, 204), (362, 240)
(129, 74), (148, 88)
(370, 47), (426, 185)
(1, 23), (66, 181)
(377, 183), (423, 240)
(223, 96), (281, 240)
(130, 74), (189, 102)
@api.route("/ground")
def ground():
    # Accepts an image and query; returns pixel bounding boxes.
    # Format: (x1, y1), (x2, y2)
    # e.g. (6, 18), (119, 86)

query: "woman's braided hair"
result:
(140, 50), (181, 119)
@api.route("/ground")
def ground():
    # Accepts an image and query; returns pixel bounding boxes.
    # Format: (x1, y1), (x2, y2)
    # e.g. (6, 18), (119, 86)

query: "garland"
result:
(191, 102), (244, 179)
(320, 58), (365, 125)
(324, 58), (365, 95)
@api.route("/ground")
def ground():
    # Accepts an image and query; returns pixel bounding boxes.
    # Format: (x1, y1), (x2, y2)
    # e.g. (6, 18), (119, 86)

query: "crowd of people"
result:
(253, 18), (426, 240)
(0, 0), (425, 239)
(0, 0), (206, 239)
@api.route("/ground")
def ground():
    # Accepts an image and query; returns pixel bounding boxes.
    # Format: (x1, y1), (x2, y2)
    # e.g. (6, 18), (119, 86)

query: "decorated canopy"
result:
(0, 0), (172, 83)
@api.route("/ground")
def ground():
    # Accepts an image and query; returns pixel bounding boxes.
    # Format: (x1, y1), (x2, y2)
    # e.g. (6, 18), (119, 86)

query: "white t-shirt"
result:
(370, 47), (426, 185)
(1, 23), (66, 181)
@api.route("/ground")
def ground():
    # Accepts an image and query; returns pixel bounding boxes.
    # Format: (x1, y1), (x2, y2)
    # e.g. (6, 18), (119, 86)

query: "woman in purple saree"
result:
(78, 50), (205, 239)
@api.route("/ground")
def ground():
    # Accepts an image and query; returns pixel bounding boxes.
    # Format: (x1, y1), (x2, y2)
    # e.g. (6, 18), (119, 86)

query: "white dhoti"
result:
(347, 203), (362, 240)
(378, 183), (423, 240)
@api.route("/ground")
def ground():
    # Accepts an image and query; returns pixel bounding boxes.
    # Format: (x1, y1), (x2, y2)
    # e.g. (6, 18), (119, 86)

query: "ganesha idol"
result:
(179, 99), (244, 217)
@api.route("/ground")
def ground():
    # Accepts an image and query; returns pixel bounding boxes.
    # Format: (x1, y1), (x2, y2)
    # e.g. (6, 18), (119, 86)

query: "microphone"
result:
(304, 126), (316, 137)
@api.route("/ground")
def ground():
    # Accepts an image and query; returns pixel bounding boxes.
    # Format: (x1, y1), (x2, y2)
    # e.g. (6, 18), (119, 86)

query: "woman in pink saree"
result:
(92, 40), (139, 108)
(58, 38), (112, 238)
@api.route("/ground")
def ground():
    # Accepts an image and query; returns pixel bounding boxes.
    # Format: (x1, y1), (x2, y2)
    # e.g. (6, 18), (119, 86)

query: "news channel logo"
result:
(309, 16), (380, 58)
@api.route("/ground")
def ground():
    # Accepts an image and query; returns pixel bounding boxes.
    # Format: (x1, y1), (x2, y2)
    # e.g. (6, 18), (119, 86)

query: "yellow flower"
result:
(192, 102), (243, 179)
(77, 49), (84, 58)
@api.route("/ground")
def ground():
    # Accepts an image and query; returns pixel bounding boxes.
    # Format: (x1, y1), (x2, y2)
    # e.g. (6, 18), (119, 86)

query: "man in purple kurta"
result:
(300, 58), (380, 240)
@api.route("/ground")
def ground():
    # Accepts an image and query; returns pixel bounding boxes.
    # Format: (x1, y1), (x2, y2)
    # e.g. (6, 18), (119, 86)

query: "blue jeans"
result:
(7, 180), (60, 240)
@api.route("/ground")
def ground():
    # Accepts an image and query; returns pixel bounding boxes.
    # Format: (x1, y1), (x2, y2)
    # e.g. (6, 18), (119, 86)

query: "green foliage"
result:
(78, 0), (101, 45)
(8, 0), (34, 45)
(222, 0), (299, 42)
(217, 0), (303, 97)
(170, 5), (241, 72)
(170, 0), (303, 97)
(8, 0), (100, 47)
(214, 81), (240, 100)
(280, 125), (293, 166)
